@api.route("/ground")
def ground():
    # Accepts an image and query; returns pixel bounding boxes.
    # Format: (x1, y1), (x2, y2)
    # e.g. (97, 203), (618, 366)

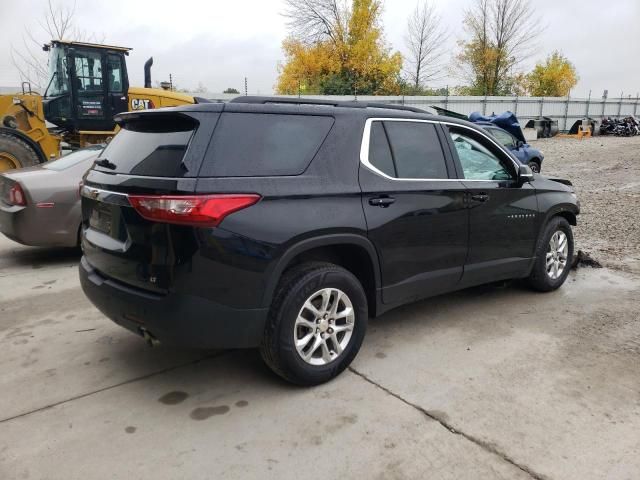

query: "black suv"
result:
(79, 97), (579, 385)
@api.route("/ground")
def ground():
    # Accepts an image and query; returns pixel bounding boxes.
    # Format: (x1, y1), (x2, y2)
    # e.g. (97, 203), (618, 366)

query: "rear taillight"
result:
(8, 183), (27, 206)
(128, 194), (261, 227)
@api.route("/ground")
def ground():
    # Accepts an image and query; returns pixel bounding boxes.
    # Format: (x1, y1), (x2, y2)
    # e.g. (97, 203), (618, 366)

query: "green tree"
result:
(526, 51), (578, 96)
(223, 88), (240, 94)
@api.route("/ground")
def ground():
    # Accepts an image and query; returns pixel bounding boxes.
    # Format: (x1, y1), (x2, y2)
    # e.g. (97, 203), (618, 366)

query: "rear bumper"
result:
(0, 203), (77, 247)
(79, 256), (268, 349)
(0, 204), (27, 244)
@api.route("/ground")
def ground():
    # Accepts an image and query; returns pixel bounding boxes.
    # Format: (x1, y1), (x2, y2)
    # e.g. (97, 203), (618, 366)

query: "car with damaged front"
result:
(79, 97), (579, 386)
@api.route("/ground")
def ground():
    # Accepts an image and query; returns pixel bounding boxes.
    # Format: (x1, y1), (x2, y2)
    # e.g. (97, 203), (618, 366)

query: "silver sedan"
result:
(0, 145), (103, 247)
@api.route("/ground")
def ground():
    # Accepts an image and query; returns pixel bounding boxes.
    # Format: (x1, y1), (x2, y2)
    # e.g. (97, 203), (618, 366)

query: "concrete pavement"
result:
(0, 234), (638, 479)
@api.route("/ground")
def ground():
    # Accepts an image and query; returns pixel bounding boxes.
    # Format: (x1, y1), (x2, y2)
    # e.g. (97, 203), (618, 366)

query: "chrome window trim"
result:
(359, 117), (520, 182)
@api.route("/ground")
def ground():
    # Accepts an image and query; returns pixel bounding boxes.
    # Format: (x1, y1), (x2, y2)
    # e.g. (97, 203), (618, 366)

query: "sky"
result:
(1, 0), (639, 98)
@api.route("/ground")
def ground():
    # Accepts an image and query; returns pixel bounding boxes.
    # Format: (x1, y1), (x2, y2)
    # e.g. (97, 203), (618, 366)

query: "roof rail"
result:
(230, 96), (429, 114)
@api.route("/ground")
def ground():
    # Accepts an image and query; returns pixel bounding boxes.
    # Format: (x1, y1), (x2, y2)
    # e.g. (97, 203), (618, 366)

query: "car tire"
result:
(260, 262), (368, 386)
(527, 216), (574, 292)
(529, 160), (541, 173)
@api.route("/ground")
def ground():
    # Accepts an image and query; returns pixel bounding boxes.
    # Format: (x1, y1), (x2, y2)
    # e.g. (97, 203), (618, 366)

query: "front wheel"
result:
(527, 217), (574, 292)
(528, 160), (541, 173)
(260, 262), (368, 386)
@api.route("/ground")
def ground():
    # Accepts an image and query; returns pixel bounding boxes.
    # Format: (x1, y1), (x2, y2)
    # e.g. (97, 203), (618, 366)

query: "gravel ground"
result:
(537, 135), (640, 274)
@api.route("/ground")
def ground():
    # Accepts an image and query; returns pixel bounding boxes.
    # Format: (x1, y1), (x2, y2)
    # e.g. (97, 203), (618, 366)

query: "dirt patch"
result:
(572, 250), (603, 269)
(537, 135), (640, 273)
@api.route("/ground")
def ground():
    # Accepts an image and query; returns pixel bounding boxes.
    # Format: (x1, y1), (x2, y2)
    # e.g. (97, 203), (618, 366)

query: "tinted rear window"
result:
(200, 113), (334, 177)
(95, 116), (196, 177)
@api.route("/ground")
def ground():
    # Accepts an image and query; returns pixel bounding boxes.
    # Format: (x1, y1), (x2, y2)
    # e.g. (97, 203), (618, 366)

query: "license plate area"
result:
(89, 204), (112, 235)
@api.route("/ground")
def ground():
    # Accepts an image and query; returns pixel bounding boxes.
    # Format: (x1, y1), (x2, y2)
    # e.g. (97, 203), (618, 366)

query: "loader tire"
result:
(0, 132), (40, 172)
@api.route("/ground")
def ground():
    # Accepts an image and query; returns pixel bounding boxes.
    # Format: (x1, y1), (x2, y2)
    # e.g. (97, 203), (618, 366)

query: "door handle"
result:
(369, 196), (395, 207)
(470, 193), (489, 203)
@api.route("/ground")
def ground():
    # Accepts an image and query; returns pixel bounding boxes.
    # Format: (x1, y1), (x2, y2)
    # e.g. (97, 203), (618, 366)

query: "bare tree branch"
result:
(282, 0), (350, 45)
(10, 0), (104, 92)
(404, 0), (448, 90)
(455, 0), (542, 94)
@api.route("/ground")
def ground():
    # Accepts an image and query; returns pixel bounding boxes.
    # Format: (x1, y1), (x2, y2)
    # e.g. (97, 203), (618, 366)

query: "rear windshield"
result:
(199, 113), (334, 177)
(95, 116), (196, 177)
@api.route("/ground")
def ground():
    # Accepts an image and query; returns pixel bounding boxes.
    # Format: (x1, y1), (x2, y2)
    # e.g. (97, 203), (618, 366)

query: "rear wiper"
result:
(94, 158), (117, 170)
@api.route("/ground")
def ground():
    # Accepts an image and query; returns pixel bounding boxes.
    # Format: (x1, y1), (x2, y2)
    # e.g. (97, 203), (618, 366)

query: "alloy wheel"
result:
(294, 288), (355, 366)
(546, 230), (568, 279)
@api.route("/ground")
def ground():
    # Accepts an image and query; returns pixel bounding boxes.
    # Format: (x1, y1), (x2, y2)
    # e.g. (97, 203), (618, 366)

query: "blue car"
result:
(468, 111), (544, 173)
(477, 123), (544, 173)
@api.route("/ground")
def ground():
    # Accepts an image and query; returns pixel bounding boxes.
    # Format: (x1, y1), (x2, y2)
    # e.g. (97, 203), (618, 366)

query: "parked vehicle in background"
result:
(600, 117), (640, 136)
(478, 123), (545, 173)
(79, 98), (579, 386)
(0, 145), (103, 247)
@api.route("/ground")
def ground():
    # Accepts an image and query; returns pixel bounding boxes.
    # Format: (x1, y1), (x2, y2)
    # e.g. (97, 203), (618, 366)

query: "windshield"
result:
(45, 46), (69, 97)
(43, 145), (103, 171)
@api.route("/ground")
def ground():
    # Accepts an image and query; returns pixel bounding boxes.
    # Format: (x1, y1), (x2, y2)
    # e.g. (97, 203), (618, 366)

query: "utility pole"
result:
(169, 73), (173, 92)
(244, 77), (248, 96)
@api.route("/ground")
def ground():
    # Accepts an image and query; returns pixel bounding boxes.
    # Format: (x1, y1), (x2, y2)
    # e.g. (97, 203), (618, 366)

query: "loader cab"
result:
(43, 41), (130, 132)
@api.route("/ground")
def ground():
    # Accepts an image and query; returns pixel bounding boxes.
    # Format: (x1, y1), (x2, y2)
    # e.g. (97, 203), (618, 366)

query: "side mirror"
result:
(518, 164), (534, 183)
(516, 140), (525, 148)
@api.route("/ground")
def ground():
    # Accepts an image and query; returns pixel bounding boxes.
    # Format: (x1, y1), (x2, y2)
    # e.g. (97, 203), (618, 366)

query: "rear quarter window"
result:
(200, 113), (334, 177)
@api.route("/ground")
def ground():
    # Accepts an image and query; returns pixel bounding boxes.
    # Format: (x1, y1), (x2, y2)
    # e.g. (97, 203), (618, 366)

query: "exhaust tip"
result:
(140, 327), (160, 347)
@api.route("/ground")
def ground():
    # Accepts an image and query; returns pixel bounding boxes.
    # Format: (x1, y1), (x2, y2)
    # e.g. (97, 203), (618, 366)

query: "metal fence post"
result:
(444, 85), (449, 110)
(563, 92), (570, 131)
(538, 97), (544, 118)
(635, 93), (639, 117)
(585, 90), (591, 118)
(482, 92), (488, 115)
(618, 91), (623, 117)
(514, 95), (518, 116)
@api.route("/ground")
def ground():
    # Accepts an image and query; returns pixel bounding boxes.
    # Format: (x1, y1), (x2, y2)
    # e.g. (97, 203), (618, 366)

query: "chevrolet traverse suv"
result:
(79, 97), (579, 385)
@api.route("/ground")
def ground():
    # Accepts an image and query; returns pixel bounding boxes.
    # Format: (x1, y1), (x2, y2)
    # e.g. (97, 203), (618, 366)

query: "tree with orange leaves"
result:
(276, 0), (402, 95)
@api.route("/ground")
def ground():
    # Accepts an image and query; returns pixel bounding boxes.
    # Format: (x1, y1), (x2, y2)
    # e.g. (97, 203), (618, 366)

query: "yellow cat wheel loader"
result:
(0, 40), (199, 172)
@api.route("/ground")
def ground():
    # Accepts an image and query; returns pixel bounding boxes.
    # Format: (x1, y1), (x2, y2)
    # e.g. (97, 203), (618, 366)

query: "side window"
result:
(490, 128), (515, 148)
(200, 113), (334, 177)
(367, 121), (448, 179)
(107, 55), (123, 93)
(448, 129), (515, 181)
(368, 122), (396, 177)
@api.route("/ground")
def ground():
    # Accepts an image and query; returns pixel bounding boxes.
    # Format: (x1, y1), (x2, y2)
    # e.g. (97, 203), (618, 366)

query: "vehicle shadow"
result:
(101, 279), (542, 398)
(0, 245), (81, 270)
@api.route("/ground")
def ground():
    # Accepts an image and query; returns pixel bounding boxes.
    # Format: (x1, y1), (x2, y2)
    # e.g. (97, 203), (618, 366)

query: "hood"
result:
(535, 174), (574, 192)
(469, 111), (526, 143)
